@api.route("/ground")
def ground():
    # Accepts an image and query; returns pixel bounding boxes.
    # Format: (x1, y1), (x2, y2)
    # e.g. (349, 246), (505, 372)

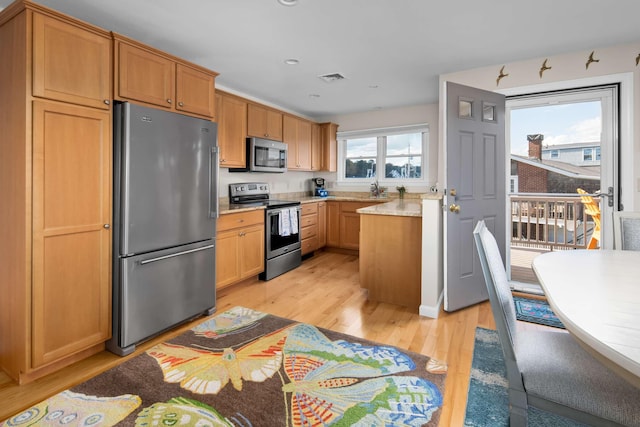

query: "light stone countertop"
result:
(356, 199), (423, 217)
(219, 191), (439, 215)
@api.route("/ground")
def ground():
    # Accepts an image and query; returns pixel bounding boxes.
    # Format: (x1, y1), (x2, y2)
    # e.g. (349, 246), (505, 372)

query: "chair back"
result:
(472, 220), (525, 392)
(577, 188), (601, 249)
(613, 211), (640, 251)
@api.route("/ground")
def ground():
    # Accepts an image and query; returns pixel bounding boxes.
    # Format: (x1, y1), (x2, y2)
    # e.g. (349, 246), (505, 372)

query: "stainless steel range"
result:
(229, 183), (301, 280)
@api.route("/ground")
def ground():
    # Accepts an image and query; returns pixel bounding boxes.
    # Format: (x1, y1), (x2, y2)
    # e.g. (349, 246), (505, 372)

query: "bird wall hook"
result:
(496, 65), (509, 86)
(539, 59), (551, 78)
(586, 51), (599, 70)
(635, 53), (640, 66)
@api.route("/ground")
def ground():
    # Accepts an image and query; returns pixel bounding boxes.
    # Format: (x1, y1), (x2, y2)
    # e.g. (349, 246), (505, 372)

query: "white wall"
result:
(439, 40), (640, 210)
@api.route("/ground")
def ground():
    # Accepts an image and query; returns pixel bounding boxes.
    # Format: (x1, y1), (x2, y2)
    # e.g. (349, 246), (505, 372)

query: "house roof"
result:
(511, 154), (600, 180)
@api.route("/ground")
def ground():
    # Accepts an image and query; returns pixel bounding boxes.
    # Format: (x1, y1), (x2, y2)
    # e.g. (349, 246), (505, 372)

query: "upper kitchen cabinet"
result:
(216, 91), (247, 168)
(114, 34), (218, 120)
(284, 114), (312, 171)
(247, 103), (283, 141)
(32, 9), (111, 109)
(311, 123), (322, 171)
(320, 122), (339, 172)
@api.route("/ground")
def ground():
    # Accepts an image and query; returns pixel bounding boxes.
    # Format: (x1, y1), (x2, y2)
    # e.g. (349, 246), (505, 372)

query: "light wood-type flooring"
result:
(0, 250), (508, 424)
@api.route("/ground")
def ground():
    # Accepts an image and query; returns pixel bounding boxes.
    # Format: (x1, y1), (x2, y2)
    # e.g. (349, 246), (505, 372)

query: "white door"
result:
(444, 82), (506, 312)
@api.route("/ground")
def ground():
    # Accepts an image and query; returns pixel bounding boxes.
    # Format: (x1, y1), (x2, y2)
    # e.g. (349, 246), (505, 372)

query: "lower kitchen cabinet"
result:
(216, 210), (264, 289)
(300, 202), (319, 255)
(326, 201), (383, 250)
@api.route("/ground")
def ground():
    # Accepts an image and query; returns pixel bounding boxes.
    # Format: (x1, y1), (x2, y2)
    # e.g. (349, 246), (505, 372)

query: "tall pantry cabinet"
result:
(0, 1), (112, 383)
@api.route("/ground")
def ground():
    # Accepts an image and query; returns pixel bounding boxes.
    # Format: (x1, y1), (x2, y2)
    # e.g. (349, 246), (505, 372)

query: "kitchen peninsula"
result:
(358, 199), (423, 309)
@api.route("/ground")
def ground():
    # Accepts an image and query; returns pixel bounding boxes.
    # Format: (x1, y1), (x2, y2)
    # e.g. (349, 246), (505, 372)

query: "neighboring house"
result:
(510, 134), (601, 194)
(542, 141), (601, 167)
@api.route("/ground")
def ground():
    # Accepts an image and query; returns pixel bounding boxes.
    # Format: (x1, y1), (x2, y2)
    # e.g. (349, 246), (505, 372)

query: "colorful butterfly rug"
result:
(1, 307), (447, 426)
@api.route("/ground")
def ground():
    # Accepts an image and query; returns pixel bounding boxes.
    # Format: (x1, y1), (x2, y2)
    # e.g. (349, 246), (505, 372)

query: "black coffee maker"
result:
(313, 177), (328, 197)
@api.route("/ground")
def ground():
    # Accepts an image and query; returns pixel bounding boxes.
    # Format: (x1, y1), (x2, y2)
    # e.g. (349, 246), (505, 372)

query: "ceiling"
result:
(3, 0), (640, 120)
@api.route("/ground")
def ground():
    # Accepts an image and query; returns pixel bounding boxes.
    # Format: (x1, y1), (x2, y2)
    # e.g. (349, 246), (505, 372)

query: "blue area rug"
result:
(513, 296), (565, 329)
(464, 327), (586, 427)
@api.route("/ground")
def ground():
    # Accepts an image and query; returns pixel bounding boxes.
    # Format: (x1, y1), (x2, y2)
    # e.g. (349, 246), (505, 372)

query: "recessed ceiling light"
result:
(284, 59), (299, 65)
(278, 0), (298, 6)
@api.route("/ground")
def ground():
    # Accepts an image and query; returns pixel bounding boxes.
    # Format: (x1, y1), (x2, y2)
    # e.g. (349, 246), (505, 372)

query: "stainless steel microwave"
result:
(230, 137), (287, 173)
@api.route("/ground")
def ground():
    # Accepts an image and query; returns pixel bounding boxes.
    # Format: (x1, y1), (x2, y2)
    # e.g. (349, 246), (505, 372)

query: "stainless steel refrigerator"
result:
(108, 102), (218, 356)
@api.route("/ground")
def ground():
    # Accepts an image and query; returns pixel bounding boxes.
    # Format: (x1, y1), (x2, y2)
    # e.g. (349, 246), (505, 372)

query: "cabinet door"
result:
(297, 119), (312, 170)
(283, 115), (299, 169)
(31, 101), (112, 368)
(217, 93), (247, 168)
(311, 123), (322, 171)
(176, 63), (216, 119)
(326, 202), (341, 247)
(284, 116), (312, 170)
(320, 122), (338, 172)
(318, 202), (327, 247)
(239, 224), (264, 278)
(248, 104), (283, 141)
(340, 212), (362, 250)
(216, 230), (241, 288)
(116, 41), (175, 109)
(33, 13), (111, 109)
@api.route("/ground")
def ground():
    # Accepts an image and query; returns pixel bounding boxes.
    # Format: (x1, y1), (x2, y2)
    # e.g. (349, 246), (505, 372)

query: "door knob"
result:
(449, 204), (460, 213)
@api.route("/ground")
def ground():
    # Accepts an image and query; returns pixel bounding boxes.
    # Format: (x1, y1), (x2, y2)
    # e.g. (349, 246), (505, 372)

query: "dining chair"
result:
(613, 211), (640, 251)
(473, 220), (640, 427)
(577, 188), (601, 249)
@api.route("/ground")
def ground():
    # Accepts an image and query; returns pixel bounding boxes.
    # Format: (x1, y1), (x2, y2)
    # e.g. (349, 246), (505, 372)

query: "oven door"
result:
(266, 206), (301, 259)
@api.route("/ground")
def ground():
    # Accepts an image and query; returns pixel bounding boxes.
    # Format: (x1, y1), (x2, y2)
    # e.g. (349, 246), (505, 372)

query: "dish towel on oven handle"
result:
(289, 207), (299, 234)
(279, 209), (291, 236)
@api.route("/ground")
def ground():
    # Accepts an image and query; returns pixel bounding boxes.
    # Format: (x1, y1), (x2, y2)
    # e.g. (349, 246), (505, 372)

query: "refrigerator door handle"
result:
(139, 244), (215, 265)
(210, 146), (219, 219)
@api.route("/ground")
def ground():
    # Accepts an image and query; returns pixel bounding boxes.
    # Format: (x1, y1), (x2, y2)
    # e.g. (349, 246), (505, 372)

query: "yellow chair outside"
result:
(577, 188), (601, 249)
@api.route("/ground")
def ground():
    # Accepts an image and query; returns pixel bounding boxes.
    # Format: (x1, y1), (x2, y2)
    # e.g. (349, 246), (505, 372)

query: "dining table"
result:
(532, 249), (640, 387)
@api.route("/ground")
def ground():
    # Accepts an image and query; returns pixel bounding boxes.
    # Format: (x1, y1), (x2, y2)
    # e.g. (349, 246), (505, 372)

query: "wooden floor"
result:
(0, 250), (498, 425)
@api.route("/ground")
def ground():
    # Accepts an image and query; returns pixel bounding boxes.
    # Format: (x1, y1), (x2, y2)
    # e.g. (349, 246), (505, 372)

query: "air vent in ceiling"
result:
(318, 73), (346, 83)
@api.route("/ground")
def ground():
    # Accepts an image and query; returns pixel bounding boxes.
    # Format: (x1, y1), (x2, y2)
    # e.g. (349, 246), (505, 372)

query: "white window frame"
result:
(337, 124), (429, 188)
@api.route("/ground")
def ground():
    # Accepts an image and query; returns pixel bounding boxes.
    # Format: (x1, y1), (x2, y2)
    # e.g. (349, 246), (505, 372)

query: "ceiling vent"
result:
(318, 73), (346, 83)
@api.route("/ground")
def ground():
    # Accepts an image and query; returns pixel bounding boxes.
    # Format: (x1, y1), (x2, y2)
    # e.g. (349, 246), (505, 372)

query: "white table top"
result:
(532, 250), (640, 384)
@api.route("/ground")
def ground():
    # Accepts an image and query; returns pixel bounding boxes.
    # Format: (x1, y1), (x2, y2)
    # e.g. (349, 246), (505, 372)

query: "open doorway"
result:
(506, 85), (618, 293)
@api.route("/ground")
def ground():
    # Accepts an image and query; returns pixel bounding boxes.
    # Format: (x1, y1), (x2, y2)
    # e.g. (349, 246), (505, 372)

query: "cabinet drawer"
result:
(301, 236), (318, 255)
(301, 224), (317, 240)
(301, 202), (318, 216)
(300, 213), (317, 228)
(218, 210), (264, 232)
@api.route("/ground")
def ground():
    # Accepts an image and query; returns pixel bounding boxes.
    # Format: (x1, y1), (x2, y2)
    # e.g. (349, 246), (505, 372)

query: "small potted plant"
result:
(396, 185), (406, 199)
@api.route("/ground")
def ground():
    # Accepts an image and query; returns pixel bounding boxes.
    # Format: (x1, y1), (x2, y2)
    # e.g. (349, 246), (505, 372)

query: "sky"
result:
(509, 101), (601, 156)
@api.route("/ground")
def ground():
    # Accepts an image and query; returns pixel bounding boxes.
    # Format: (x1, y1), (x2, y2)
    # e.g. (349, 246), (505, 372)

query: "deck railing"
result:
(510, 193), (600, 250)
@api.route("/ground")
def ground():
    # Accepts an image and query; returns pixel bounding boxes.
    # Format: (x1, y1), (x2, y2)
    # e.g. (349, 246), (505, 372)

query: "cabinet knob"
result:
(167, 99), (172, 104)
(103, 224), (111, 229)
(103, 99), (110, 105)
(264, 133), (269, 137)
(220, 159), (225, 163)
(178, 102), (184, 107)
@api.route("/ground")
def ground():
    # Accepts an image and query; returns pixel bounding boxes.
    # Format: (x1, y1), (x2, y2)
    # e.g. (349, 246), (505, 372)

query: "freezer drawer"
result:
(114, 240), (215, 354)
